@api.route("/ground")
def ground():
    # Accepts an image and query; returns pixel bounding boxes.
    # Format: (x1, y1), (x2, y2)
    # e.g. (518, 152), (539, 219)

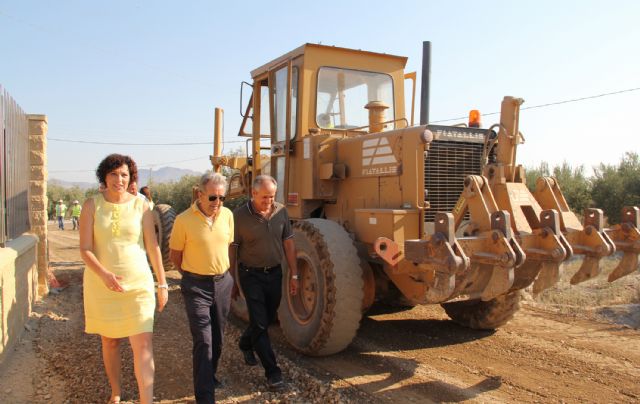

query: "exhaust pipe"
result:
(213, 108), (223, 173)
(420, 41), (431, 125)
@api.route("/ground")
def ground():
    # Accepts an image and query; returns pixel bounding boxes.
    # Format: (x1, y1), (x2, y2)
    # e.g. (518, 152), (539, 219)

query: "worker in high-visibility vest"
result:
(55, 200), (67, 230)
(71, 200), (82, 230)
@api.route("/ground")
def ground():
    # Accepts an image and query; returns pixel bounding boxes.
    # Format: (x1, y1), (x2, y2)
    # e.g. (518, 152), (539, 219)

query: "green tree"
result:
(525, 161), (591, 214)
(84, 187), (100, 199)
(591, 152), (640, 224)
(46, 184), (87, 219)
(552, 162), (591, 214)
(525, 161), (550, 190)
(153, 174), (201, 214)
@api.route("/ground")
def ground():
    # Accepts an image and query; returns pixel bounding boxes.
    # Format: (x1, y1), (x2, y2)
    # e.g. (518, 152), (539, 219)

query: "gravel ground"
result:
(0, 226), (361, 403)
(25, 268), (356, 403)
(2, 225), (640, 403)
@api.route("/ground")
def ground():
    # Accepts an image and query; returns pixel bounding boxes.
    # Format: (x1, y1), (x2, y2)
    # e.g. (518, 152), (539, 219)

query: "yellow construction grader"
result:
(198, 42), (640, 356)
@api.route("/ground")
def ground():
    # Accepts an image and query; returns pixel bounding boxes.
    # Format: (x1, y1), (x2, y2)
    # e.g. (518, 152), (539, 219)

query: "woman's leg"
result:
(101, 336), (122, 402)
(129, 332), (154, 404)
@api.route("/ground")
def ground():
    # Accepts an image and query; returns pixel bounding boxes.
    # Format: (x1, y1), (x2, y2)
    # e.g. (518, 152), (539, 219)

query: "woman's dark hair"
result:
(96, 154), (138, 186)
(139, 186), (152, 201)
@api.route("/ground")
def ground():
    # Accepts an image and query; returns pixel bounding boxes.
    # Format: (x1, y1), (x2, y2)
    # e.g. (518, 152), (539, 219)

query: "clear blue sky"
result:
(2, 1), (639, 183)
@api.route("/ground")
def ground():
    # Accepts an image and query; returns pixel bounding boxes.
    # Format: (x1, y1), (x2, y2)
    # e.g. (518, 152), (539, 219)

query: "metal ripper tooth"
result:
(570, 256), (601, 285)
(608, 253), (639, 282)
(533, 261), (562, 295)
(604, 207), (640, 283)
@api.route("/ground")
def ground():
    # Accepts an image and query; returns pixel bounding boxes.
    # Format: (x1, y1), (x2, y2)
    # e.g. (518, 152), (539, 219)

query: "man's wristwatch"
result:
(291, 275), (299, 280)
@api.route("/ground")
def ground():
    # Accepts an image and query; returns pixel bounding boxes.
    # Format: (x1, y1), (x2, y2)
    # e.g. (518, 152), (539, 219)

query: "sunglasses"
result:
(208, 195), (226, 202)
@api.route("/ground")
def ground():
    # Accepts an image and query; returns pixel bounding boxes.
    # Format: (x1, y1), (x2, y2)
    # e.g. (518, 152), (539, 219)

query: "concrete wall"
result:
(0, 235), (38, 364)
(0, 114), (47, 365)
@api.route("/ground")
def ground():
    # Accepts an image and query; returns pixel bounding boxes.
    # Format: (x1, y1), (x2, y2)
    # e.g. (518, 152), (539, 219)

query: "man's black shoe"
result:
(267, 374), (285, 391)
(213, 376), (224, 389)
(241, 349), (258, 366)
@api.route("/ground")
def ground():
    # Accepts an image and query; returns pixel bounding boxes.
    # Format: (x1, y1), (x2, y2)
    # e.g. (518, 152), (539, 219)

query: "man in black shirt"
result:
(230, 175), (298, 391)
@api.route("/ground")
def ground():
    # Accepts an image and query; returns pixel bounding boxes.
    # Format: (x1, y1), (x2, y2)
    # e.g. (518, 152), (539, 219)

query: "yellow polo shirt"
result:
(169, 203), (234, 275)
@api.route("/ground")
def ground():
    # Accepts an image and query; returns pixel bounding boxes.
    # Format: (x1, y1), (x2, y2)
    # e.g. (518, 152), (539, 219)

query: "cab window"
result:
(239, 83), (271, 137)
(316, 67), (394, 130)
(273, 66), (298, 141)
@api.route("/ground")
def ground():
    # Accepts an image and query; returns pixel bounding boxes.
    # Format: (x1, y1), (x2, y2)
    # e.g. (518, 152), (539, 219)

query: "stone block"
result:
(30, 212), (46, 226)
(29, 136), (45, 150)
(30, 180), (46, 196)
(27, 116), (48, 136)
(30, 166), (44, 181)
(29, 150), (45, 165)
(30, 196), (45, 211)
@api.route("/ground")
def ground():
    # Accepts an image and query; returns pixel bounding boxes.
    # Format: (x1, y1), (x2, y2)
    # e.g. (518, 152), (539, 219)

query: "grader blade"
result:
(426, 272), (457, 302)
(480, 265), (514, 301)
(605, 206), (640, 282)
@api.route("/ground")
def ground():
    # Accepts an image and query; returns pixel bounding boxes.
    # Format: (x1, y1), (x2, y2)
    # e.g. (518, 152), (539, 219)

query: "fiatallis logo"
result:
(361, 136), (398, 176)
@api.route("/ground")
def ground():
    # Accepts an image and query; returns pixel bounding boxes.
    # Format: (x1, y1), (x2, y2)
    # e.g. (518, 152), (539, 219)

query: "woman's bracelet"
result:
(157, 284), (168, 289)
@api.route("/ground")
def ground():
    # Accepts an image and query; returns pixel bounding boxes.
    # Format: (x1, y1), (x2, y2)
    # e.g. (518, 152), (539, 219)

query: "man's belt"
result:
(240, 263), (281, 273)
(182, 270), (226, 282)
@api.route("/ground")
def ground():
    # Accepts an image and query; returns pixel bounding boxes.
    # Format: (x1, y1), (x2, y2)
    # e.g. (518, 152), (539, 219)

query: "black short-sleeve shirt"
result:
(232, 201), (293, 267)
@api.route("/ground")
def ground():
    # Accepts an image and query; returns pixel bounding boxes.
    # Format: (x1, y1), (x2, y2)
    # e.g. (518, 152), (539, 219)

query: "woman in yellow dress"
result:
(79, 154), (168, 404)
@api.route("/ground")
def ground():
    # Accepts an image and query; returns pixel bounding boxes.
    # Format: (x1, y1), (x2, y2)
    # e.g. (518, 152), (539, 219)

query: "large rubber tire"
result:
(278, 219), (364, 356)
(152, 204), (176, 271)
(441, 290), (522, 330)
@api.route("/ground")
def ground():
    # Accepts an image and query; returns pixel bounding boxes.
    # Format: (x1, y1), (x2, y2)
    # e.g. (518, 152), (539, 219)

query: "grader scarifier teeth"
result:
(375, 213), (469, 303)
(604, 207), (640, 282)
(403, 213), (469, 302)
(457, 211), (523, 301)
(531, 177), (640, 285)
(566, 209), (615, 285)
(515, 210), (571, 294)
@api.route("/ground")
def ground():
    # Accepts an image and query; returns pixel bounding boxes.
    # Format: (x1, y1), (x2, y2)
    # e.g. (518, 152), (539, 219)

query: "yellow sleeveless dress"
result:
(84, 193), (155, 338)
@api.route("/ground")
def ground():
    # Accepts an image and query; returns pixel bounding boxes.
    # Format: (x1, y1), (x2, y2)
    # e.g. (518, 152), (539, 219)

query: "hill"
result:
(137, 167), (201, 185)
(50, 167), (202, 189)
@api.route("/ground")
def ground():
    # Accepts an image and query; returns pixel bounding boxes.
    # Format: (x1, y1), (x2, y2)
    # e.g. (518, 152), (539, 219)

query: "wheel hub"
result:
(289, 255), (318, 324)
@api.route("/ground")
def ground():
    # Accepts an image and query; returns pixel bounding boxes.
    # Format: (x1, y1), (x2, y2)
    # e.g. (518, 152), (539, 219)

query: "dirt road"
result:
(1, 226), (639, 403)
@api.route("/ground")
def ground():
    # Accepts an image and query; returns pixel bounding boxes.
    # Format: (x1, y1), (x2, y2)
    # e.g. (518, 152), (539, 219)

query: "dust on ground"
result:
(1, 225), (639, 403)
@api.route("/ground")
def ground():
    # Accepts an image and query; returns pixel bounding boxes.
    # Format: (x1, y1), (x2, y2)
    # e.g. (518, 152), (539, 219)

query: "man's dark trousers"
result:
(181, 270), (233, 404)
(238, 265), (282, 379)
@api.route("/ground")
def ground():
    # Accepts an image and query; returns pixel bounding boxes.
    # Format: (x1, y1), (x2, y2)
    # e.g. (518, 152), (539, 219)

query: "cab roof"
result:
(250, 43), (408, 78)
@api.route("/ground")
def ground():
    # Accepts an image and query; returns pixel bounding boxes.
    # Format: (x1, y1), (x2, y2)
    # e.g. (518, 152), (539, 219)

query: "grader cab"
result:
(209, 43), (640, 356)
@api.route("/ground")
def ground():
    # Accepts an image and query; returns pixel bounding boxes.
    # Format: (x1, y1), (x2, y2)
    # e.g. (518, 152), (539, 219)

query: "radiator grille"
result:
(424, 140), (484, 222)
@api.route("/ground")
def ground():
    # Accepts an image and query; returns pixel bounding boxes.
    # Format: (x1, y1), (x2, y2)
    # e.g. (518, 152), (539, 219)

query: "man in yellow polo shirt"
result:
(169, 172), (233, 404)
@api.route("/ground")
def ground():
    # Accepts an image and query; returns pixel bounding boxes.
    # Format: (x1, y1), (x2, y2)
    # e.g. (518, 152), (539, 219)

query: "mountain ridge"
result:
(50, 167), (202, 189)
